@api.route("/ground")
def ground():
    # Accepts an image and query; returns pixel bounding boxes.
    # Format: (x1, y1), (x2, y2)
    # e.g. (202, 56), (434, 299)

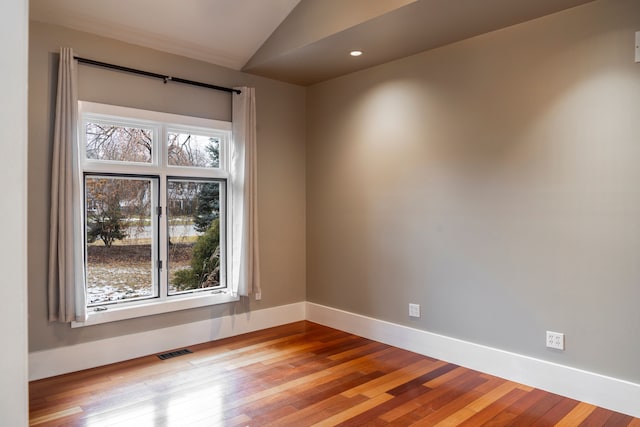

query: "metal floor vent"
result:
(157, 349), (193, 360)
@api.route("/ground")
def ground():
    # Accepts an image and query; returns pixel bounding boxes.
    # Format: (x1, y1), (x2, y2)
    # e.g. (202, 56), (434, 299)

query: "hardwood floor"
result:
(29, 321), (639, 426)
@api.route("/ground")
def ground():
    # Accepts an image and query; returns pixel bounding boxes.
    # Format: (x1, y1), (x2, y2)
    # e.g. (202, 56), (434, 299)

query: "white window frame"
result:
(72, 102), (238, 328)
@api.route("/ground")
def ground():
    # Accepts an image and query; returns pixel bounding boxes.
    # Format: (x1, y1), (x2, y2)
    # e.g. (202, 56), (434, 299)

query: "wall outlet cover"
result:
(409, 303), (420, 318)
(546, 331), (565, 350)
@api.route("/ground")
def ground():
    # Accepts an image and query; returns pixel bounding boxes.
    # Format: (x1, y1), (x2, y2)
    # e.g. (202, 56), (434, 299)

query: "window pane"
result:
(85, 122), (153, 163)
(85, 176), (156, 305)
(167, 179), (223, 294)
(168, 132), (220, 168)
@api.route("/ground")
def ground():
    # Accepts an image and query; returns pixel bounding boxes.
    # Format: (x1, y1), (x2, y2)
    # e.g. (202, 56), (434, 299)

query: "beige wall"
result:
(28, 22), (306, 351)
(1, 0), (29, 424)
(307, 0), (640, 382)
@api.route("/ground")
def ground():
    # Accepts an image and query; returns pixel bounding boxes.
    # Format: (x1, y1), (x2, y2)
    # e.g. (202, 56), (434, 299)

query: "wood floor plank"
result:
(556, 401), (599, 426)
(581, 407), (616, 425)
(263, 394), (368, 427)
(29, 321), (639, 426)
(376, 382), (435, 423)
(457, 388), (530, 427)
(189, 333), (311, 365)
(330, 375), (437, 426)
(531, 397), (581, 426)
(408, 373), (490, 426)
(28, 406), (83, 426)
(291, 371), (385, 410)
(508, 392), (565, 425)
(422, 365), (469, 388)
(433, 379), (517, 426)
(386, 370), (488, 424)
(309, 393), (394, 427)
(605, 412), (637, 426)
(328, 340), (390, 361)
(341, 358), (444, 398)
(387, 363), (458, 396)
(480, 388), (549, 426)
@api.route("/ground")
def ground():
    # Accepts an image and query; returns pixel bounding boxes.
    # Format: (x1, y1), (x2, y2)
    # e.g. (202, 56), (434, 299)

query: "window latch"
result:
(157, 260), (163, 270)
(156, 206), (162, 216)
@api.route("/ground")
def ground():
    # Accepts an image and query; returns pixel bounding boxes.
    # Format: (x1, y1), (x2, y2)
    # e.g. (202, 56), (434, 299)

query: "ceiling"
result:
(30, 0), (596, 86)
(29, 0), (302, 70)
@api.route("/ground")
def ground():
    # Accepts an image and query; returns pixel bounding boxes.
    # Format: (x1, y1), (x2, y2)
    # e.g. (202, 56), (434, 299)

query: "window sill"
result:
(71, 291), (239, 328)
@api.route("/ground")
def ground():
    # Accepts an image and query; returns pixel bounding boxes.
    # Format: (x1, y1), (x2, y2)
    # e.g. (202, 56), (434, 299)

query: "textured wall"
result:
(307, 0), (640, 382)
(29, 22), (306, 351)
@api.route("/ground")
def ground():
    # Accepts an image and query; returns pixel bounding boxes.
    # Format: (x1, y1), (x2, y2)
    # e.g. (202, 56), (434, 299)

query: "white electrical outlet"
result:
(546, 331), (565, 350)
(409, 303), (420, 318)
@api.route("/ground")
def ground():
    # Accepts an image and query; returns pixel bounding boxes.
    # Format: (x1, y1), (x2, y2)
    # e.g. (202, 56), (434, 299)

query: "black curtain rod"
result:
(74, 56), (241, 95)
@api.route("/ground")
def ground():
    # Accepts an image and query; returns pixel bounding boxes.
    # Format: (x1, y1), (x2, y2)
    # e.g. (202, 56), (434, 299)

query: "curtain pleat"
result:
(230, 87), (261, 299)
(48, 47), (86, 322)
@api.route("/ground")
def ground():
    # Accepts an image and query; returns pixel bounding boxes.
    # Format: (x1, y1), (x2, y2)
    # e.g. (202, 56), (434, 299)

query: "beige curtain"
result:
(230, 87), (261, 298)
(48, 47), (86, 322)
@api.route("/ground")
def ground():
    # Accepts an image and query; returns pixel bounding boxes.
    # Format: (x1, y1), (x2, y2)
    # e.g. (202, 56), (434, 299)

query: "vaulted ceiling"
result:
(30, 0), (596, 86)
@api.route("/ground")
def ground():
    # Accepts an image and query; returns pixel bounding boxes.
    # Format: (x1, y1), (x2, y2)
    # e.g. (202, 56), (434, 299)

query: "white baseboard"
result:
(29, 302), (306, 381)
(306, 302), (640, 418)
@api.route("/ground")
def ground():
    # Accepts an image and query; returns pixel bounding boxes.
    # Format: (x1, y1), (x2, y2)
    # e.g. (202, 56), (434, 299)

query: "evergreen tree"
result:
(193, 182), (219, 233)
(172, 219), (220, 290)
(193, 142), (220, 232)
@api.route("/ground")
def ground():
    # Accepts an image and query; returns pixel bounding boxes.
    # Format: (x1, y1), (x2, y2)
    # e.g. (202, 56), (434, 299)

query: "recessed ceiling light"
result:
(350, 50), (363, 57)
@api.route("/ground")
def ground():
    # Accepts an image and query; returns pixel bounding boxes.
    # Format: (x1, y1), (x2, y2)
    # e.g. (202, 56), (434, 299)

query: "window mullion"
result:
(153, 176), (163, 300)
(158, 123), (169, 300)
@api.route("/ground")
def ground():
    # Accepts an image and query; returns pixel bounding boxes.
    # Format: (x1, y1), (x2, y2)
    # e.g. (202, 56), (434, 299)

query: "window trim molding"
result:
(71, 291), (239, 327)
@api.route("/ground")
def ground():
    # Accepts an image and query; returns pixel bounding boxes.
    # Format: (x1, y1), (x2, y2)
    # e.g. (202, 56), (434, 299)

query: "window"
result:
(76, 102), (236, 325)
(85, 175), (157, 304)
